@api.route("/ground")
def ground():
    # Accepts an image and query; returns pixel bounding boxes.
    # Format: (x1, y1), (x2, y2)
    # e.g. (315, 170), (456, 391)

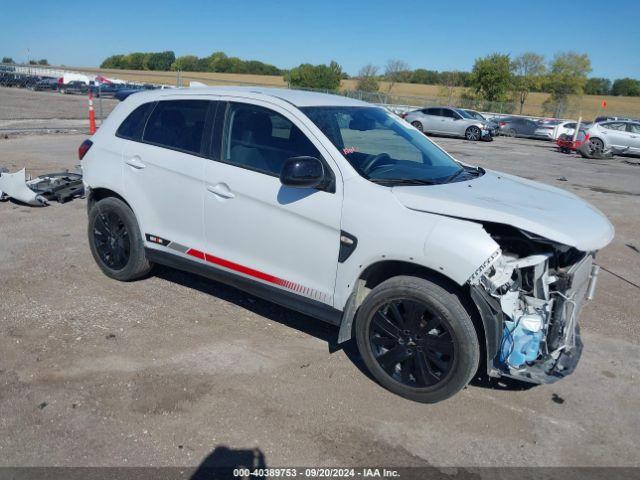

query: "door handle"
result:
(125, 157), (145, 169)
(207, 183), (235, 199)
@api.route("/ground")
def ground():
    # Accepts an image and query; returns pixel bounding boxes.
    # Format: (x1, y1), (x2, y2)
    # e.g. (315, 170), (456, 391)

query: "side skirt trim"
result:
(145, 248), (343, 326)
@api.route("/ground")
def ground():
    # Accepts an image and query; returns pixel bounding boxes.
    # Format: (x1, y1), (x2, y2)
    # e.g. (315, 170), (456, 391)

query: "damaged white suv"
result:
(81, 87), (614, 403)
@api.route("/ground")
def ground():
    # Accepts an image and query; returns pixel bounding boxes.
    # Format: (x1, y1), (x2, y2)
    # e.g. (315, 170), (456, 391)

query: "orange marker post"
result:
(88, 89), (97, 134)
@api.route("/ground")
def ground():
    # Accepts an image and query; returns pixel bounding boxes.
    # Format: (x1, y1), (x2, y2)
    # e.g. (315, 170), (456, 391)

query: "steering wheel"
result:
(362, 153), (392, 174)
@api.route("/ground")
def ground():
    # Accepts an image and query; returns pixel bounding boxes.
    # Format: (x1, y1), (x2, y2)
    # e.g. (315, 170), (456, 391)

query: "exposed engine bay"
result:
(470, 223), (599, 384)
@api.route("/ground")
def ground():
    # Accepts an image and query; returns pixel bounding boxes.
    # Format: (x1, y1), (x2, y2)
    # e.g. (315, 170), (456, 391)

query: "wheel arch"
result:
(337, 259), (490, 375)
(87, 187), (132, 214)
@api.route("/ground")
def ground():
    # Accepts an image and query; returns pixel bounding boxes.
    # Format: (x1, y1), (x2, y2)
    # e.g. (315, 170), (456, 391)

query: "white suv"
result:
(81, 87), (614, 403)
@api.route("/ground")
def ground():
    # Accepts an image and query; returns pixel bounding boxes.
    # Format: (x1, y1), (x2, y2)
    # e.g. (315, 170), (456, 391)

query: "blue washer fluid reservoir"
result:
(500, 314), (544, 368)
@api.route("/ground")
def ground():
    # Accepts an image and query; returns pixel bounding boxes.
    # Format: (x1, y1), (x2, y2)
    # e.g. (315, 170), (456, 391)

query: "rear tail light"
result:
(499, 122), (506, 127)
(78, 139), (93, 160)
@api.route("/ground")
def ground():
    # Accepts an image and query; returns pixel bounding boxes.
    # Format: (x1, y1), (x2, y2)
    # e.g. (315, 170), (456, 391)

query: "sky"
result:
(2, 0), (639, 79)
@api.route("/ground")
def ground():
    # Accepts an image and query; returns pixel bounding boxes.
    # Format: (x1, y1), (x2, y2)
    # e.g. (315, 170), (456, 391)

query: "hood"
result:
(393, 169), (614, 252)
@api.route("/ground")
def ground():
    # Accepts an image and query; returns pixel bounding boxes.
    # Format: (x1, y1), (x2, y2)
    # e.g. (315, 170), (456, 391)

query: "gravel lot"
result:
(0, 132), (639, 471)
(0, 87), (117, 132)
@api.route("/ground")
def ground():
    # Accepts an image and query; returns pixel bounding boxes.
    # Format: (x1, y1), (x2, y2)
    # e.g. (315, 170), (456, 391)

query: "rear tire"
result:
(411, 121), (423, 132)
(88, 197), (152, 281)
(506, 128), (517, 137)
(589, 137), (604, 154)
(354, 276), (480, 403)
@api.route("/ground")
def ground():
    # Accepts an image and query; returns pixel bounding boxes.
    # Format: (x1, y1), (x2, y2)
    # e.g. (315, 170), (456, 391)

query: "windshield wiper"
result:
(444, 165), (481, 184)
(370, 178), (439, 186)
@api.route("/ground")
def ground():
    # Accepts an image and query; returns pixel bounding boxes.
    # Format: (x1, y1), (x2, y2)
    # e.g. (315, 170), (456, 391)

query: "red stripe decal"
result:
(204, 253), (284, 285)
(187, 248), (206, 260)
(185, 246), (320, 298)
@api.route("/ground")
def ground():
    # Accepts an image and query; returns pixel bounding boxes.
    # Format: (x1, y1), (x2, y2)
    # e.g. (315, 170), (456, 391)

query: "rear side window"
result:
(143, 100), (210, 155)
(425, 108), (441, 116)
(116, 102), (155, 141)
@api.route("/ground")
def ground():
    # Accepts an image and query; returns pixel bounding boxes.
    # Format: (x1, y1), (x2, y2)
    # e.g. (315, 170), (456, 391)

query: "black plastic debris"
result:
(28, 172), (84, 204)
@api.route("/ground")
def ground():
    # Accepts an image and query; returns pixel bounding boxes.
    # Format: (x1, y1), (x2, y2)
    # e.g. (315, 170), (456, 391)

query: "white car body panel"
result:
(392, 169), (614, 252)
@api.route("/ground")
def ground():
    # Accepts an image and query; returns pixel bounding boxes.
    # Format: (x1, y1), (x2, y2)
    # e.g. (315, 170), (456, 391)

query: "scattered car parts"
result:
(0, 168), (83, 206)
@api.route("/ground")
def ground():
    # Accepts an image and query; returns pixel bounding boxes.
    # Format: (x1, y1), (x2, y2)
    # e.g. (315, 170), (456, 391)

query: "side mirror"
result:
(280, 156), (325, 189)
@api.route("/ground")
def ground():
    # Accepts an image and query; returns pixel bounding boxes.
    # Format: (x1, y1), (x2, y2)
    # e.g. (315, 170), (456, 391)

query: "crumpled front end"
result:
(469, 224), (601, 384)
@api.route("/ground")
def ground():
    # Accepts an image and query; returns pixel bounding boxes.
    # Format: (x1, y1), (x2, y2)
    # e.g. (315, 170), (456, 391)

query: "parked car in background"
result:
(405, 107), (495, 141)
(498, 116), (545, 138)
(463, 109), (499, 130)
(582, 120), (640, 154)
(551, 121), (587, 140)
(59, 80), (89, 95)
(80, 87), (613, 403)
(33, 77), (59, 91)
(91, 83), (121, 98)
(532, 119), (562, 140)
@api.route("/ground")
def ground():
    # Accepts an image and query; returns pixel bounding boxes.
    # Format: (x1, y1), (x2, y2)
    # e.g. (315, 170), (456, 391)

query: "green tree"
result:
(37, 59), (49, 65)
(512, 52), (546, 114)
(287, 61), (342, 90)
(171, 55), (200, 71)
(585, 77), (611, 95)
(356, 64), (379, 92)
(469, 53), (513, 102)
(100, 55), (125, 69)
(409, 69), (438, 85)
(2, 57), (15, 64)
(143, 51), (175, 71)
(611, 78), (640, 96)
(543, 52), (591, 117)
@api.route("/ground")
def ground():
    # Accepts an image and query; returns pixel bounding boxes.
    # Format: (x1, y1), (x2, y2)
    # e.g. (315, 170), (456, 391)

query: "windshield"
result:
(301, 106), (469, 185)
(457, 109), (475, 119)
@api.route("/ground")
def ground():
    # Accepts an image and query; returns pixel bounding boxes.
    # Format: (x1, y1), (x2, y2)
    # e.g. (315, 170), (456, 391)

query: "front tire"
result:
(88, 197), (152, 281)
(355, 276), (480, 403)
(465, 126), (482, 141)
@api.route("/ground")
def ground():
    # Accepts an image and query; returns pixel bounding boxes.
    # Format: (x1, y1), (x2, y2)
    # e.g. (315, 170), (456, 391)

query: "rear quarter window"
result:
(116, 102), (155, 141)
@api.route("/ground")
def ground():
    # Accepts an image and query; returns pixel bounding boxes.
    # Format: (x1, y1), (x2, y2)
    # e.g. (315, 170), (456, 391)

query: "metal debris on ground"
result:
(0, 168), (83, 206)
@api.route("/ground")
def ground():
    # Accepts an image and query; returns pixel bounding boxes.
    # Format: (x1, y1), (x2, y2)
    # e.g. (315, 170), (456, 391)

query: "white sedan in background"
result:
(552, 121), (585, 140)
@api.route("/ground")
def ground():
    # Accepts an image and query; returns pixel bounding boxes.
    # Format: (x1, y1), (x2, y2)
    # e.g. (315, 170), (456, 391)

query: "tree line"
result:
(353, 52), (640, 116)
(99, 51), (281, 76)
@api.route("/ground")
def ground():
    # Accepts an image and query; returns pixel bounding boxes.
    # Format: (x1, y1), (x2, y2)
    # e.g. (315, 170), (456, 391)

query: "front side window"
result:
(442, 109), (459, 119)
(627, 123), (640, 134)
(302, 106), (471, 185)
(222, 103), (321, 176)
(143, 100), (209, 155)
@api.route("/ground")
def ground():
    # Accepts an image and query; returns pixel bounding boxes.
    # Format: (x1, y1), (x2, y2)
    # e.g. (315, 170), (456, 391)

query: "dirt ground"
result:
(0, 88), (117, 133)
(0, 133), (639, 470)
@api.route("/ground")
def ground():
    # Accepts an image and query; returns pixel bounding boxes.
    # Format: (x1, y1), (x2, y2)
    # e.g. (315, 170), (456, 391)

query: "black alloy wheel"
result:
(93, 210), (131, 270)
(369, 298), (455, 388)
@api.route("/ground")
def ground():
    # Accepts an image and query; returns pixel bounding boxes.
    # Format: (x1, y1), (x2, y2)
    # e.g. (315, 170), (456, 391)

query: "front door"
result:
(202, 100), (343, 306)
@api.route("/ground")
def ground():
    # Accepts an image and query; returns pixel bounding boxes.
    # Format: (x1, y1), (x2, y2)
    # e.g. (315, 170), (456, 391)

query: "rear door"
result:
(202, 100), (343, 306)
(122, 98), (213, 253)
(422, 108), (443, 133)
